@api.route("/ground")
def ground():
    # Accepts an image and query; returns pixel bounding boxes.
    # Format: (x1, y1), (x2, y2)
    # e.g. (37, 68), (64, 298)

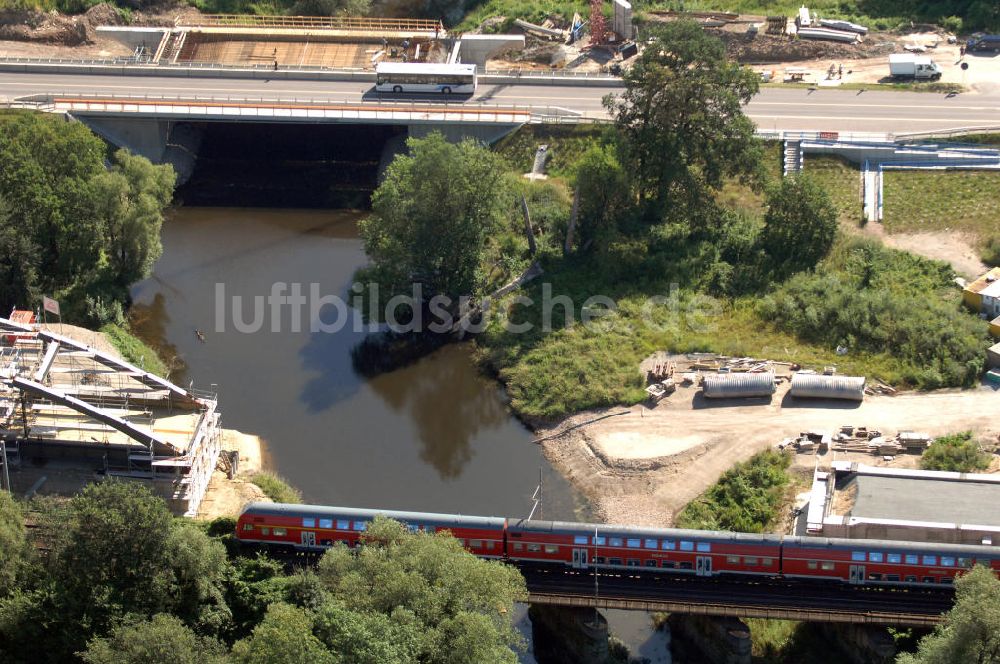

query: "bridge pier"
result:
(72, 116), (202, 185)
(668, 614), (751, 664)
(528, 605), (611, 664)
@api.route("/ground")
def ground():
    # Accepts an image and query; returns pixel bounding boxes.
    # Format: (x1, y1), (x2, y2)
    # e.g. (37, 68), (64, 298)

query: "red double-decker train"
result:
(236, 502), (1000, 587)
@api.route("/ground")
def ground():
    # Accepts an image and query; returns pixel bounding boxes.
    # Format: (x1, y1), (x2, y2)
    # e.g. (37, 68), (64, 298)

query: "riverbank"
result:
(535, 380), (1000, 527)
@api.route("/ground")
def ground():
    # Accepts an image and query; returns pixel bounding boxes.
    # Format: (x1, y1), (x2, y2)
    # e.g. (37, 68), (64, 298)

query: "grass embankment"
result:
(249, 470), (302, 504)
(495, 124), (611, 179)
(100, 323), (168, 377)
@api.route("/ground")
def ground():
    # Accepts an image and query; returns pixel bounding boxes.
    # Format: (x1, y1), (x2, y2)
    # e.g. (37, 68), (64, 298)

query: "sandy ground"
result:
(0, 37), (130, 59)
(195, 429), (270, 520)
(537, 381), (1000, 528)
(878, 230), (989, 279)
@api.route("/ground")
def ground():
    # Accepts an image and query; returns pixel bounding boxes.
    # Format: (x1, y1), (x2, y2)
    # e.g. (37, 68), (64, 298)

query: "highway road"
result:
(2, 69), (999, 133)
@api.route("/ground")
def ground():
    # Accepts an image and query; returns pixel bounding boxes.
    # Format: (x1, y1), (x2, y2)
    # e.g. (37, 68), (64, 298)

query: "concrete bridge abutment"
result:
(73, 116), (202, 185)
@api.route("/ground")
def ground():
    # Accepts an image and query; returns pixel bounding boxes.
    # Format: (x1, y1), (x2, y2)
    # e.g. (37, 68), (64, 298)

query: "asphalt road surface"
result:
(2, 70), (999, 133)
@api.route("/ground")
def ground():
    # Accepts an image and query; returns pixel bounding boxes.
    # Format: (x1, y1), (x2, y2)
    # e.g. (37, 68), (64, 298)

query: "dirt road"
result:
(538, 382), (999, 527)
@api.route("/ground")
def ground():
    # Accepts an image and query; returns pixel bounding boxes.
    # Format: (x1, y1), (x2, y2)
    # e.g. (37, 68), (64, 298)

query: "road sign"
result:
(42, 296), (59, 316)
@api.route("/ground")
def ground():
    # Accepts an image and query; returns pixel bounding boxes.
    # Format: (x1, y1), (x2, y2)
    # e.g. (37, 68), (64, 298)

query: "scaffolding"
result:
(0, 317), (222, 516)
(178, 15), (444, 33)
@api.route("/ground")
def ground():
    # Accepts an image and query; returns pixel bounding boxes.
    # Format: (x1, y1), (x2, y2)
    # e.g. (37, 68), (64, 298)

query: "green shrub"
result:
(675, 449), (792, 532)
(249, 471), (302, 504)
(759, 238), (990, 389)
(981, 235), (1000, 267)
(921, 432), (990, 473)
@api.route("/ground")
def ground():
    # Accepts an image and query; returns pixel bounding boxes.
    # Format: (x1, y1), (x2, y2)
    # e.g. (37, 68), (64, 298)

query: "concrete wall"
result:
(668, 615), (751, 664)
(75, 116), (201, 184)
(528, 605), (610, 664)
(458, 34), (525, 68)
(95, 26), (169, 52)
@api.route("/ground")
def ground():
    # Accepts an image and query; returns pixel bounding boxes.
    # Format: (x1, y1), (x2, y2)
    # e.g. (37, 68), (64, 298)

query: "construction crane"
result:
(590, 0), (607, 46)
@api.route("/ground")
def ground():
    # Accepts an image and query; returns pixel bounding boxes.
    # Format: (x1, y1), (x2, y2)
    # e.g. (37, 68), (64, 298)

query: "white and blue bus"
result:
(375, 62), (477, 95)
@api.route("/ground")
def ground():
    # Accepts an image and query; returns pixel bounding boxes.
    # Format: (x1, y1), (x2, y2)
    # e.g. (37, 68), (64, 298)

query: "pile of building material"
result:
(864, 379), (897, 396)
(644, 378), (676, 402)
(830, 426), (933, 456)
(781, 430), (832, 454)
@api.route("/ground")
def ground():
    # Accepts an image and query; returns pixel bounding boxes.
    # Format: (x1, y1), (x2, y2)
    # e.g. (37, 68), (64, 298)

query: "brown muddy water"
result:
(131, 207), (588, 520)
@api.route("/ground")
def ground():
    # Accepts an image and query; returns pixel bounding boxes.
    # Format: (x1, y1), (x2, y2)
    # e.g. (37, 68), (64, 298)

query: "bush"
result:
(981, 234), (1000, 267)
(921, 432), (990, 473)
(941, 15), (964, 32)
(759, 238), (990, 388)
(249, 471), (302, 504)
(675, 449), (792, 533)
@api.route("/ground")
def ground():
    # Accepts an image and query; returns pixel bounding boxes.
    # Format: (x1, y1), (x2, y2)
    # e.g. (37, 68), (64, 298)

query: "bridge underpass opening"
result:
(177, 122), (407, 208)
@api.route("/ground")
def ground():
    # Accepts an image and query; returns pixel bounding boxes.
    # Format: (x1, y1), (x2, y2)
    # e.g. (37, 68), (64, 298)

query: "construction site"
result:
(0, 312), (243, 517)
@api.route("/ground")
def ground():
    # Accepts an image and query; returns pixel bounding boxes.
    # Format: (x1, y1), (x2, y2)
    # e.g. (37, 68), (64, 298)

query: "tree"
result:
(605, 20), (763, 220)
(359, 132), (515, 304)
(80, 614), (228, 664)
(91, 149), (175, 291)
(898, 565), (1000, 664)
(759, 175), (837, 276)
(921, 432), (990, 473)
(231, 603), (334, 664)
(0, 196), (41, 308)
(36, 481), (232, 660)
(315, 516), (527, 663)
(572, 144), (628, 253)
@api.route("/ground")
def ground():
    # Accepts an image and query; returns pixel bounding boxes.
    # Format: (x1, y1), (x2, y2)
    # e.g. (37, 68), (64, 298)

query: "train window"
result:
(680, 562), (693, 570)
(869, 552), (883, 563)
(545, 545), (559, 554)
(959, 557), (973, 568)
(851, 551), (866, 562)
(527, 544), (541, 552)
(922, 577), (935, 584)
(470, 539), (483, 548)
(319, 519), (333, 529)
(644, 539), (658, 549)
(821, 562), (835, 571)
(887, 553), (901, 564)
(727, 555), (740, 564)
(337, 520), (350, 530)
(941, 557), (956, 567)
(662, 540), (676, 550)
(261, 528), (270, 535)
(645, 560), (658, 568)
(807, 561), (818, 570)
(868, 573), (883, 581)
(745, 557), (759, 566)
(593, 536), (607, 546)
(886, 574), (900, 582)
(242, 523), (253, 531)
(273, 528), (286, 536)
(922, 555), (937, 566)
(574, 536), (588, 545)
(627, 559), (640, 567)
(762, 558), (773, 566)
(680, 541), (694, 552)
(302, 518), (315, 528)
(696, 542), (711, 553)
(513, 543), (523, 551)
(321, 539), (332, 546)
(609, 558), (623, 566)
(627, 539), (641, 548)
(661, 561), (676, 569)
(407, 524), (419, 533)
(485, 541), (495, 550)
(594, 556), (606, 564)
(905, 554), (919, 565)
(353, 521), (367, 531)
(940, 577), (954, 585)
(610, 537), (624, 548)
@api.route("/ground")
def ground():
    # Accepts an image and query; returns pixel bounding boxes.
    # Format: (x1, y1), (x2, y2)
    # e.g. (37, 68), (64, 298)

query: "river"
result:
(130, 206), (587, 520)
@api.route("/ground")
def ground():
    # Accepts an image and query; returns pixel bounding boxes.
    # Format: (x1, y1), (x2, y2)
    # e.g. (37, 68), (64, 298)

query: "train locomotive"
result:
(236, 502), (1000, 588)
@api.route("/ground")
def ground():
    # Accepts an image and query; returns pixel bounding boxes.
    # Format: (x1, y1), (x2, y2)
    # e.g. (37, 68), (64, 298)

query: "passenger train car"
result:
(236, 502), (1000, 588)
